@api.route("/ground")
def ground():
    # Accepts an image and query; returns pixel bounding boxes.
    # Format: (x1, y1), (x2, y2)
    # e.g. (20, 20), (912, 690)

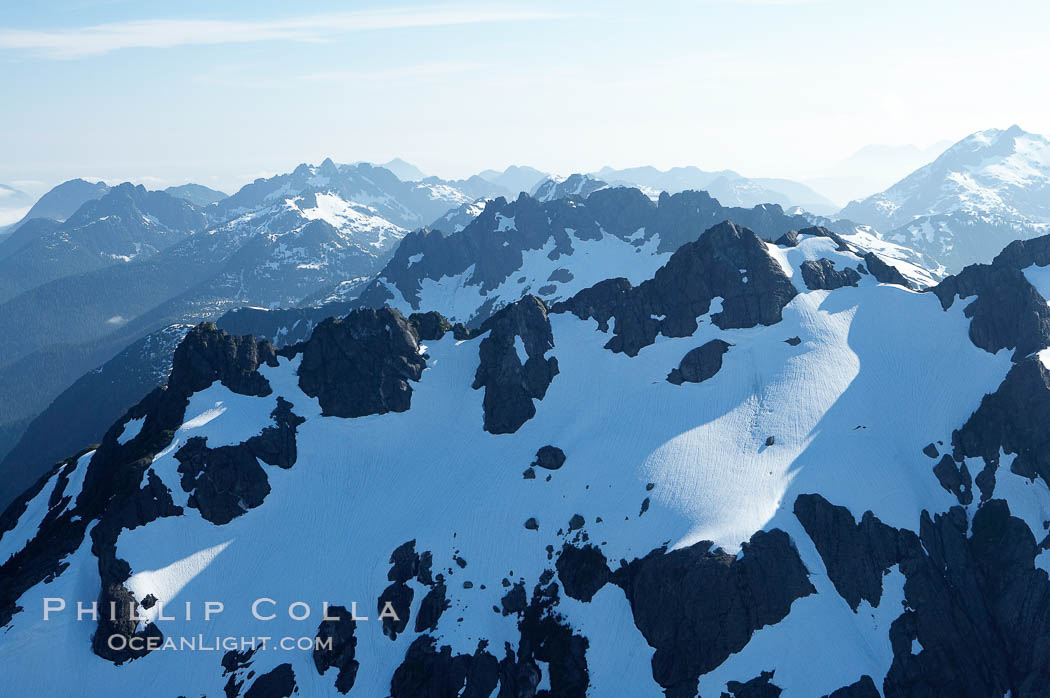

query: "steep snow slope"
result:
(4, 222), (1049, 696)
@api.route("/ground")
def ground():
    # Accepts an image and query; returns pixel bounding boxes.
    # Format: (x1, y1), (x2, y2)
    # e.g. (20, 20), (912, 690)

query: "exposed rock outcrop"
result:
(863, 252), (913, 288)
(389, 636), (499, 698)
(932, 263), (1050, 360)
(313, 606), (359, 694)
(793, 493), (902, 610)
(800, 258), (862, 291)
(556, 543), (611, 602)
(282, 307), (426, 418)
(952, 356), (1050, 493)
(612, 529), (815, 697)
(472, 296), (559, 434)
(244, 663), (297, 698)
(554, 221), (797, 357)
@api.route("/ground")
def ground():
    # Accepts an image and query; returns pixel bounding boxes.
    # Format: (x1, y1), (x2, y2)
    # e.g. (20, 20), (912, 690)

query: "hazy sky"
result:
(2, 0), (1048, 196)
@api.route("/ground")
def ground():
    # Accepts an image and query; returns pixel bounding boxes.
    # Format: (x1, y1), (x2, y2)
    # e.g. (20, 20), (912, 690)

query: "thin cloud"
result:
(0, 6), (567, 59)
(299, 60), (478, 82)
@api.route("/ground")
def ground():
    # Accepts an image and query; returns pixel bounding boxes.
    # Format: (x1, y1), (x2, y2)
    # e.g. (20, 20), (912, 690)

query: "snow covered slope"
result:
(4, 221), (1050, 696)
(840, 125), (1050, 271)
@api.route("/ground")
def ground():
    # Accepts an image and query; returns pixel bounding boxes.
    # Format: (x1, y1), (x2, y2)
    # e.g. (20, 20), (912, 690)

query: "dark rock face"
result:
(556, 543), (610, 602)
(952, 356), (1050, 493)
(175, 438), (270, 525)
(863, 252), (913, 288)
(932, 262), (1050, 360)
(390, 636), (499, 698)
(244, 663), (297, 698)
(784, 336), (802, 346)
(612, 529), (815, 697)
(824, 675), (880, 698)
(774, 230), (799, 247)
(174, 398), (305, 525)
(932, 454), (974, 505)
(409, 310), (451, 341)
(379, 580), (414, 640)
(283, 307), (425, 418)
(221, 647), (258, 698)
(495, 580), (591, 698)
(883, 501), (1050, 697)
(472, 296), (559, 434)
(554, 221), (797, 357)
(313, 606), (359, 694)
(170, 322), (277, 397)
(793, 493), (902, 610)
(533, 445), (566, 470)
(414, 582), (449, 633)
(388, 539), (421, 583)
(922, 443), (939, 458)
(667, 339), (731, 385)
(721, 670), (782, 698)
(800, 258), (862, 291)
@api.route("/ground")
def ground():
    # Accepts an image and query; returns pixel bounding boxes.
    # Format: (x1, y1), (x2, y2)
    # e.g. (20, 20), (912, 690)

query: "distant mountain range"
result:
(163, 183), (227, 207)
(0, 160), (497, 492)
(840, 125), (1050, 271)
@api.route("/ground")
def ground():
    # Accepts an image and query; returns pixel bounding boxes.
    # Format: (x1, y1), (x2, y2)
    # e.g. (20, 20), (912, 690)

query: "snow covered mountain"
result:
(4, 215), (1050, 696)
(359, 187), (934, 328)
(530, 173), (609, 202)
(211, 159), (477, 231)
(840, 126), (1050, 271)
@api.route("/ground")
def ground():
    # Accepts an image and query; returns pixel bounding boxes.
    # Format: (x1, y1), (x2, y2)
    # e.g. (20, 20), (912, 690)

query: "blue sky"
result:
(2, 0), (1049, 196)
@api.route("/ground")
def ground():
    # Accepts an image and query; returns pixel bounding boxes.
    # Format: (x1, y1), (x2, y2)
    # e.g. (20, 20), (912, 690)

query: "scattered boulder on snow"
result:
(800, 258), (861, 291)
(667, 339), (731, 385)
(784, 336), (802, 346)
(533, 445), (566, 470)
